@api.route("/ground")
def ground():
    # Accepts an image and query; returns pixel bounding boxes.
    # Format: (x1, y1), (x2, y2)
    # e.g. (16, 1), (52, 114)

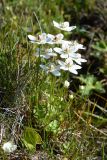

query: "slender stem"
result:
(1, 0), (5, 13)
(33, 12), (43, 33)
(36, 46), (41, 108)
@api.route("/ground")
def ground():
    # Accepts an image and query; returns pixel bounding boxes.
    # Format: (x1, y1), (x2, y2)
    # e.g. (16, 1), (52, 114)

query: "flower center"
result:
(49, 64), (55, 72)
(60, 22), (69, 28)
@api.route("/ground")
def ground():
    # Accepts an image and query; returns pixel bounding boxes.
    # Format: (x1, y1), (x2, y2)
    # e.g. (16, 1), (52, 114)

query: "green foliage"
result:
(91, 40), (107, 58)
(0, 0), (107, 159)
(78, 74), (105, 96)
(21, 127), (42, 152)
(74, 0), (95, 11)
(0, 148), (8, 160)
(45, 120), (60, 134)
(91, 40), (107, 74)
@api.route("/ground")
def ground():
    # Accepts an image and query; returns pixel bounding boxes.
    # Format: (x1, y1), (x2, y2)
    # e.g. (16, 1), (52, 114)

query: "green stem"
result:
(36, 46), (41, 107)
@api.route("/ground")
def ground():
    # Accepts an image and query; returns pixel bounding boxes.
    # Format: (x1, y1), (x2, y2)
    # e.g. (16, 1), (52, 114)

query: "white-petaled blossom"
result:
(53, 20), (76, 32)
(64, 80), (70, 88)
(58, 58), (81, 74)
(71, 53), (87, 65)
(40, 63), (61, 76)
(47, 33), (64, 44)
(35, 48), (57, 59)
(28, 33), (53, 44)
(28, 20), (87, 77)
(2, 141), (17, 153)
(54, 41), (85, 58)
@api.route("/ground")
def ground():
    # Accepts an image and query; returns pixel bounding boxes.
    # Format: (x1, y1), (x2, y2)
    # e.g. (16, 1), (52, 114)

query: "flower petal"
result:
(65, 26), (76, 31)
(60, 66), (68, 71)
(40, 64), (48, 70)
(28, 35), (36, 41)
(69, 68), (78, 74)
(54, 47), (62, 54)
(60, 54), (69, 58)
(51, 70), (61, 76)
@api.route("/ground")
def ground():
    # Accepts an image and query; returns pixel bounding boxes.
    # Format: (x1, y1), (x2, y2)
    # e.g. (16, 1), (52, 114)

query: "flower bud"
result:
(2, 141), (17, 153)
(64, 80), (70, 88)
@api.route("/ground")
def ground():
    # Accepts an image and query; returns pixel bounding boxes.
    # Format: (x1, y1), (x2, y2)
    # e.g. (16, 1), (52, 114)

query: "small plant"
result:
(0, 1), (107, 159)
(91, 40), (107, 59)
(25, 19), (87, 152)
(78, 74), (105, 96)
(91, 40), (107, 74)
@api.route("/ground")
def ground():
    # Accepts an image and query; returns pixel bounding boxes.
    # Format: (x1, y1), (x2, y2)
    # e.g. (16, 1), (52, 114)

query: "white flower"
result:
(35, 48), (57, 59)
(2, 141), (17, 153)
(40, 63), (61, 76)
(28, 20), (86, 77)
(69, 94), (74, 99)
(45, 48), (57, 57)
(53, 20), (76, 32)
(64, 80), (70, 88)
(54, 41), (85, 56)
(60, 97), (64, 101)
(70, 41), (85, 50)
(54, 41), (86, 65)
(58, 58), (81, 74)
(47, 33), (64, 44)
(54, 42), (72, 58)
(71, 53), (87, 65)
(28, 33), (52, 44)
(80, 85), (85, 90)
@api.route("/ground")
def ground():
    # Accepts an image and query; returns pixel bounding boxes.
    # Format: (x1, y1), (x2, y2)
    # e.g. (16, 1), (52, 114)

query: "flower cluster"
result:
(28, 20), (86, 77)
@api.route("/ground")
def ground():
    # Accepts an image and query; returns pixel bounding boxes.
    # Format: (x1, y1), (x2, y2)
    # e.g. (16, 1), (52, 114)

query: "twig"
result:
(0, 124), (5, 144)
(74, 111), (107, 136)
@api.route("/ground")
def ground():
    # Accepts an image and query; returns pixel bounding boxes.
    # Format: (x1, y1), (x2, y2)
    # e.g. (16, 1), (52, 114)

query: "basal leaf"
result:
(21, 127), (42, 151)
